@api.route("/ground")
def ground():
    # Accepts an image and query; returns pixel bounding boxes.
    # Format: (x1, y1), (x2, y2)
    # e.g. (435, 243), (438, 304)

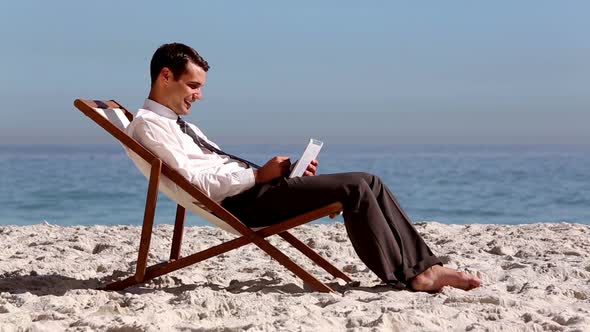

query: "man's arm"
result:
(130, 119), (256, 202)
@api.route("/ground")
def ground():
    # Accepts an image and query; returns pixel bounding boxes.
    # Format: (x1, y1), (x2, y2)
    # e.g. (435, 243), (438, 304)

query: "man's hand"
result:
(289, 159), (319, 177)
(304, 159), (319, 176)
(254, 156), (291, 184)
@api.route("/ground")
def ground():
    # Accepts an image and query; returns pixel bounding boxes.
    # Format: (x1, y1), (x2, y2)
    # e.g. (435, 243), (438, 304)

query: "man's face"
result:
(163, 61), (207, 116)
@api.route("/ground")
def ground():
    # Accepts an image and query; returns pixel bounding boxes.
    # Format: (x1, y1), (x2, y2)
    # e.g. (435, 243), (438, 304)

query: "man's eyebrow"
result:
(188, 81), (202, 86)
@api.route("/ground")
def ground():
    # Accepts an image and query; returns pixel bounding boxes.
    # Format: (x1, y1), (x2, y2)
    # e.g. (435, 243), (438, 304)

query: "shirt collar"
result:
(142, 98), (179, 120)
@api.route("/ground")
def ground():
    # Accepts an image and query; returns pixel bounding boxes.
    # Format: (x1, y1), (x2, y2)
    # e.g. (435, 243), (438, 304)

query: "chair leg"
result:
(104, 212), (340, 292)
(279, 231), (352, 282)
(106, 233), (334, 293)
(135, 159), (162, 283)
(170, 205), (186, 261)
(104, 202), (344, 293)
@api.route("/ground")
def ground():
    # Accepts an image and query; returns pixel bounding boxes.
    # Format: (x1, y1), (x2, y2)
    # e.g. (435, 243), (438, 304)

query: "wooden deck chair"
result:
(74, 99), (352, 293)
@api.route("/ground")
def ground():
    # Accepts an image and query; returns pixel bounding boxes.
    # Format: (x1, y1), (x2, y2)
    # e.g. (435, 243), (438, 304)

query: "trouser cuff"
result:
(403, 255), (443, 281)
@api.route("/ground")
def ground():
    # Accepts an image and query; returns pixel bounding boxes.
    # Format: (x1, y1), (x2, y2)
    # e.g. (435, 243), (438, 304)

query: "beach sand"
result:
(0, 221), (589, 331)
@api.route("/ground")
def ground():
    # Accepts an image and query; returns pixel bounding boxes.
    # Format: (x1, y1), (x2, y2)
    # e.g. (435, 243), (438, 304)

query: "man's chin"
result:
(179, 106), (190, 115)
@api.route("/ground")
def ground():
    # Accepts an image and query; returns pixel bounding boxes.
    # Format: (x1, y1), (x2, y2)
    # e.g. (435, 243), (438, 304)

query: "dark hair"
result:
(150, 43), (210, 85)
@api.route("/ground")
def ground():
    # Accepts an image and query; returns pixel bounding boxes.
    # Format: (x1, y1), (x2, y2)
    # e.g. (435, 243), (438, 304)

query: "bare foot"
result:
(410, 265), (481, 292)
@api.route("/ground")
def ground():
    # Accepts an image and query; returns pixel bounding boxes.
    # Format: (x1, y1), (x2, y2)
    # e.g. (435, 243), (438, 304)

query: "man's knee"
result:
(343, 177), (373, 212)
(352, 172), (381, 187)
(337, 172), (381, 197)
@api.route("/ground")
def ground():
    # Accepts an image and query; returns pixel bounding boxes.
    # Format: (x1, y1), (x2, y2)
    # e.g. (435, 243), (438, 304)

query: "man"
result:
(127, 42), (481, 292)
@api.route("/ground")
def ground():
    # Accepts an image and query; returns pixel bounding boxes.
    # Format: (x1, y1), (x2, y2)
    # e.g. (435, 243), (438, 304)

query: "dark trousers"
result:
(221, 172), (441, 287)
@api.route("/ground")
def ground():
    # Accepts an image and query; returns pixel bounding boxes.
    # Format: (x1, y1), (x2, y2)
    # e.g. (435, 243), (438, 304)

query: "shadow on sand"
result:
(0, 270), (402, 297)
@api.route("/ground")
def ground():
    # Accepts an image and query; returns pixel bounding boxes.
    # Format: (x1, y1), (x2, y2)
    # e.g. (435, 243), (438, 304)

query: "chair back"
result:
(74, 99), (243, 234)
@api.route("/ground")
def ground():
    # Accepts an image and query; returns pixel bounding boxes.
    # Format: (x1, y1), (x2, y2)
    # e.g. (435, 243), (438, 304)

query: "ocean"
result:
(1, 144), (589, 226)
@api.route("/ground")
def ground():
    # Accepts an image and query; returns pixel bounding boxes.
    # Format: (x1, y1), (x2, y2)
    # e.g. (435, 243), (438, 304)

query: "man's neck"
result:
(147, 91), (166, 108)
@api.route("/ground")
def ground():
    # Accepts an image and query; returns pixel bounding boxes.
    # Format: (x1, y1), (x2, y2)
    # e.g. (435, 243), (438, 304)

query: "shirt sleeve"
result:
(130, 119), (256, 202)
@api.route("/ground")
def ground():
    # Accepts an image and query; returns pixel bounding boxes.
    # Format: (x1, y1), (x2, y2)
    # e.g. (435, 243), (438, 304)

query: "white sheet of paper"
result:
(289, 138), (323, 178)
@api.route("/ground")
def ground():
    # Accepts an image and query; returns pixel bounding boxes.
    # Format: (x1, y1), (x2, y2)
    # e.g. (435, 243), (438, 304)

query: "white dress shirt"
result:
(126, 99), (256, 202)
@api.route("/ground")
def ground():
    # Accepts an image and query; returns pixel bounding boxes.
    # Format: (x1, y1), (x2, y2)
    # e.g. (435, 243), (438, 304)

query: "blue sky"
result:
(0, 1), (588, 144)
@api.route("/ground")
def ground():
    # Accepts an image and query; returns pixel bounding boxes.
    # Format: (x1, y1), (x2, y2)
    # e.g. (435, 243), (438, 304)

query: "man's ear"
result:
(160, 67), (172, 85)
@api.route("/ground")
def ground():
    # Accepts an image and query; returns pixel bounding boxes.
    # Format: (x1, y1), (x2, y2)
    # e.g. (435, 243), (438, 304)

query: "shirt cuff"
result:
(236, 168), (256, 190)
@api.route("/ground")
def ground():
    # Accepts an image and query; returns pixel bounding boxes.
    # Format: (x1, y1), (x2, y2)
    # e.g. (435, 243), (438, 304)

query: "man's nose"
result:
(193, 90), (202, 101)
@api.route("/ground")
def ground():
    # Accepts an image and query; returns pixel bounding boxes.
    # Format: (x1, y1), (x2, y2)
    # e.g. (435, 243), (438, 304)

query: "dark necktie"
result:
(177, 117), (261, 169)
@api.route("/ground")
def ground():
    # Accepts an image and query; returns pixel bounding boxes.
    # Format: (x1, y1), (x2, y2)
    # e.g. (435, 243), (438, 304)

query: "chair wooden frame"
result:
(74, 99), (352, 293)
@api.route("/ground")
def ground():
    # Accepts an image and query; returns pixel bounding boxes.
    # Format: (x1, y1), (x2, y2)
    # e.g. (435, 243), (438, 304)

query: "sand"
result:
(0, 221), (589, 331)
